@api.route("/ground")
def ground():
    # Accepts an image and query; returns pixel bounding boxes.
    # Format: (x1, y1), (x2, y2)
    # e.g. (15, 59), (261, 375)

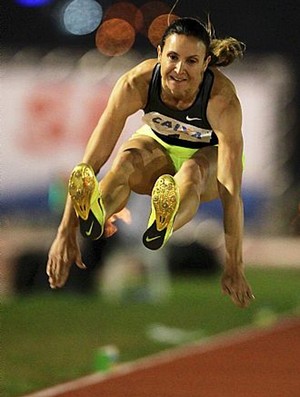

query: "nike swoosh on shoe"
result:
(85, 221), (94, 236)
(145, 235), (161, 242)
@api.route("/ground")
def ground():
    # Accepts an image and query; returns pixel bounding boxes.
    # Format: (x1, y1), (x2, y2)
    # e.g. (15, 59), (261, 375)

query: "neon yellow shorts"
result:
(132, 125), (200, 172)
(132, 125), (245, 171)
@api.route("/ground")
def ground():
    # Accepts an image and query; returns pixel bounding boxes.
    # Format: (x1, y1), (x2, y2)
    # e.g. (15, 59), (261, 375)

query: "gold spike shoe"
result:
(68, 163), (105, 240)
(143, 174), (179, 250)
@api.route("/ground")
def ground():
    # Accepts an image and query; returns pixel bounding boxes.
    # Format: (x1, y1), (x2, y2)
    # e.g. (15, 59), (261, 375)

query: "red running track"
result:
(24, 317), (300, 397)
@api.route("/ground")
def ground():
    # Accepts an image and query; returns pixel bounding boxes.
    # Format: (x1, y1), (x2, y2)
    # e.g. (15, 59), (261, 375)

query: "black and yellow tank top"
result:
(143, 64), (218, 149)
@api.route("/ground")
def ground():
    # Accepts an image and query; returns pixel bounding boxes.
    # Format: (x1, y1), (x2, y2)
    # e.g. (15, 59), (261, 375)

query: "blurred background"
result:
(1, 1), (300, 396)
(1, 0), (299, 294)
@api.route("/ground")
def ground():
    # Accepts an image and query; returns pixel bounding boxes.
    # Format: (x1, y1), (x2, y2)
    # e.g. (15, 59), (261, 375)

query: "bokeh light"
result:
(103, 2), (144, 33)
(148, 13), (179, 47)
(95, 18), (136, 57)
(139, 1), (171, 36)
(63, 0), (103, 36)
(15, 0), (53, 6)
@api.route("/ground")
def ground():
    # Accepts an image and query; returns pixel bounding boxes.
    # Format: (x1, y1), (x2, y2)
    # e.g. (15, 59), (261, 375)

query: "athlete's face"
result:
(158, 34), (211, 100)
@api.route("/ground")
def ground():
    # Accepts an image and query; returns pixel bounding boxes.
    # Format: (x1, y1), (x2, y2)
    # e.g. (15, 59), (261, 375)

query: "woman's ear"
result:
(157, 45), (162, 62)
(204, 55), (211, 70)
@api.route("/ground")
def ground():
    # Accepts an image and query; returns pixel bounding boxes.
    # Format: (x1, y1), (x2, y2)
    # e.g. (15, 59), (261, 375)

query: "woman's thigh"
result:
(112, 135), (176, 195)
(178, 145), (219, 203)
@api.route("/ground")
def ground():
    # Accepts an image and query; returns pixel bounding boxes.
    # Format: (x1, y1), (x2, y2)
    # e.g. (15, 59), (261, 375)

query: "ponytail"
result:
(209, 37), (246, 67)
(204, 17), (245, 67)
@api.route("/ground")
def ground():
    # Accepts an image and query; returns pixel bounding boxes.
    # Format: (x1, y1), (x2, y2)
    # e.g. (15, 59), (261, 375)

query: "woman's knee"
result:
(111, 147), (143, 175)
(177, 158), (208, 184)
(109, 147), (154, 194)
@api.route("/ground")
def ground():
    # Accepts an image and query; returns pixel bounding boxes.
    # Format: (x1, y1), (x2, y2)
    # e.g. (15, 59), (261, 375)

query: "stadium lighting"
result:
(62, 0), (103, 36)
(15, 0), (53, 7)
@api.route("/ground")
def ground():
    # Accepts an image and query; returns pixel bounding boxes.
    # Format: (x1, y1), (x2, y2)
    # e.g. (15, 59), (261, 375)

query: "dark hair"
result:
(160, 17), (245, 67)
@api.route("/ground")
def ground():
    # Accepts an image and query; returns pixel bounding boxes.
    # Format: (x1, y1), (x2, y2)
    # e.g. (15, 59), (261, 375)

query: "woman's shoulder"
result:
(115, 59), (157, 108)
(209, 67), (240, 107)
(210, 67), (237, 95)
(208, 67), (241, 119)
(125, 58), (157, 86)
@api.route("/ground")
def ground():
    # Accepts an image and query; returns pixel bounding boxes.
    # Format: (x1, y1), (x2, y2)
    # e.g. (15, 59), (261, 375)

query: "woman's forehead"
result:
(163, 34), (207, 55)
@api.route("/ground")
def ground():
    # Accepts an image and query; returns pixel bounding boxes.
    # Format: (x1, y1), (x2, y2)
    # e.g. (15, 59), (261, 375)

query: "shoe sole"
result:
(68, 163), (105, 240)
(143, 175), (179, 250)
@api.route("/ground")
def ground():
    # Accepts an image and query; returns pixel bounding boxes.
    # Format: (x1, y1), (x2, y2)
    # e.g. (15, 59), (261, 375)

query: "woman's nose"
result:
(174, 61), (184, 74)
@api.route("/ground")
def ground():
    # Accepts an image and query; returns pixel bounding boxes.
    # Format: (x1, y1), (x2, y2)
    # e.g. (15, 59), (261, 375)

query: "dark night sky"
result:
(2, 0), (300, 59)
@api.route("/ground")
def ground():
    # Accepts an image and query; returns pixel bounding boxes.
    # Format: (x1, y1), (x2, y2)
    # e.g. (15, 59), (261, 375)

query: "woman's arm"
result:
(209, 89), (254, 307)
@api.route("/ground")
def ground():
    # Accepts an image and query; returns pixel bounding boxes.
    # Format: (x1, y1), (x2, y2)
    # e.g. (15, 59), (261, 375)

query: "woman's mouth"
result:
(169, 75), (187, 83)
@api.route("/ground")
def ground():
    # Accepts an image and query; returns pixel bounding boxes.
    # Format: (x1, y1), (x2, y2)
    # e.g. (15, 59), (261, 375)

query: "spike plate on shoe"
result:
(68, 164), (96, 220)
